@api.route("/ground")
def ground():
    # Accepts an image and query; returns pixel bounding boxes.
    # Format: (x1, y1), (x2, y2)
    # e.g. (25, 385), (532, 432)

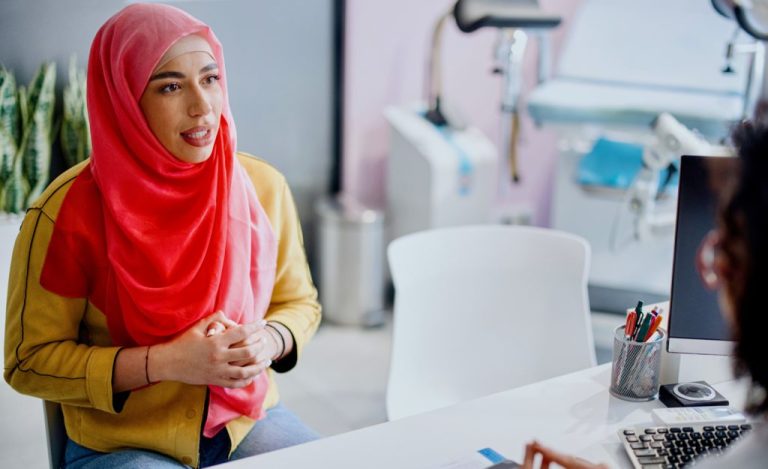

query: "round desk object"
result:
(673, 382), (717, 402)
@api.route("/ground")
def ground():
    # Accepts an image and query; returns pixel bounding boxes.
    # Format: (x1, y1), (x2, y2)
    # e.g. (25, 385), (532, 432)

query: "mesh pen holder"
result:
(609, 325), (665, 401)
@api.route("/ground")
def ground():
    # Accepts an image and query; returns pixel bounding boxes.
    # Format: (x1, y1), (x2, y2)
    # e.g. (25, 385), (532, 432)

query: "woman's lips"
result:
(180, 127), (214, 147)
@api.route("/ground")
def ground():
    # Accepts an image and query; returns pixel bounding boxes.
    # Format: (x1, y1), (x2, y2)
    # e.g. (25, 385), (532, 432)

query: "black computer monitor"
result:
(667, 155), (736, 355)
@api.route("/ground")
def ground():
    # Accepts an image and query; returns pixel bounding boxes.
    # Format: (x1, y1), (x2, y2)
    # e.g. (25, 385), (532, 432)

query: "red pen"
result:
(625, 310), (637, 340)
(644, 314), (664, 341)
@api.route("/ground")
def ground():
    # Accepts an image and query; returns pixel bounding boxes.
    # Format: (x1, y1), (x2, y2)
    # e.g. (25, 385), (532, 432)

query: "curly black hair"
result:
(720, 108), (768, 416)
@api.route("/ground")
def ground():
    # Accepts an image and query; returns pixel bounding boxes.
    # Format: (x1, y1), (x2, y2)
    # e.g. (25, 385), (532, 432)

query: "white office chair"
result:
(43, 400), (66, 468)
(386, 225), (597, 420)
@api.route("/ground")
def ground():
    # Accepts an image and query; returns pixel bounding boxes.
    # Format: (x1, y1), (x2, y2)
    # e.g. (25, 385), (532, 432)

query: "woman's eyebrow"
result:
(200, 62), (218, 74)
(149, 70), (184, 81)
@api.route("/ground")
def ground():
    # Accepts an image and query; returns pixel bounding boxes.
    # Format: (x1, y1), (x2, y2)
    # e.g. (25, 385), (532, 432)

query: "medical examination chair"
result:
(527, 0), (752, 311)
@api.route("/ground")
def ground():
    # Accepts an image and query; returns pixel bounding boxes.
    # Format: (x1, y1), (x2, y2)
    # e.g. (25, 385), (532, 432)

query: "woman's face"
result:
(139, 35), (223, 164)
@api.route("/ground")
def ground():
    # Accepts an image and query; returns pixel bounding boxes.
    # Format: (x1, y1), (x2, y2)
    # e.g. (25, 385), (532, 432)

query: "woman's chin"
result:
(173, 147), (214, 164)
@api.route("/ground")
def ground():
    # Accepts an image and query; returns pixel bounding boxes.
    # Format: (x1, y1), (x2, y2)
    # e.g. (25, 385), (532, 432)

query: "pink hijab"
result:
(41, 3), (277, 436)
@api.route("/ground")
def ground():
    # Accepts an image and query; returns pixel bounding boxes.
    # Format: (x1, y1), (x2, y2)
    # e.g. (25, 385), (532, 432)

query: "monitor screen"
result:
(667, 155), (736, 355)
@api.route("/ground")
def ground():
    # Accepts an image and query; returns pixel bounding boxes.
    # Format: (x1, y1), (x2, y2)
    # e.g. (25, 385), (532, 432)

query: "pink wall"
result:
(343, 0), (583, 226)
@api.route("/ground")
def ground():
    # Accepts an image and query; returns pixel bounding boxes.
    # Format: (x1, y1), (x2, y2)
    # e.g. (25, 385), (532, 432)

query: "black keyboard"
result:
(618, 423), (752, 468)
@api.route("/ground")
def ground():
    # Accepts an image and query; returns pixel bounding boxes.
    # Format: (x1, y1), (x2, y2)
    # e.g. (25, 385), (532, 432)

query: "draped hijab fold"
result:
(40, 3), (277, 437)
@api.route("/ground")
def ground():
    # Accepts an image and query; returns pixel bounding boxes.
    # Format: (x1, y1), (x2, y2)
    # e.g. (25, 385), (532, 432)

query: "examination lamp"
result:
(712, 0), (768, 41)
(425, 0), (561, 183)
(711, 0), (768, 119)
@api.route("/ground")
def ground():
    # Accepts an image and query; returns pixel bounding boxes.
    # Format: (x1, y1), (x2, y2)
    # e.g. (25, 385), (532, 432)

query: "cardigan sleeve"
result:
(264, 180), (321, 372)
(4, 208), (124, 413)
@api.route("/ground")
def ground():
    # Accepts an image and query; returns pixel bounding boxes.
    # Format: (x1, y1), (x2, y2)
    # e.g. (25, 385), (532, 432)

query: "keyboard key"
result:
(641, 435), (653, 442)
(637, 456), (667, 465)
(645, 428), (657, 434)
(624, 429), (637, 435)
(670, 427), (682, 433)
(635, 449), (657, 457)
(682, 427), (694, 433)
(740, 424), (752, 431)
(657, 428), (668, 433)
(653, 435), (666, 441)
(631, 442), (647, 450)
(703, 426), (714, 432)
(727, 425), (740, 430)
(716, 439), (728, 448)
(715, 426), (726, 431)
(627, 436), (639, 443)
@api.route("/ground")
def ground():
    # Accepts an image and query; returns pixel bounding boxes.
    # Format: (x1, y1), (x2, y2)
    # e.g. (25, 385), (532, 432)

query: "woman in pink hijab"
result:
(4, 3), (321, 467)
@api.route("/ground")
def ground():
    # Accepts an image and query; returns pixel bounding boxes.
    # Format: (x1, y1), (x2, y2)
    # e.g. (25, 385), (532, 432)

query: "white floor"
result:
(0, 311), (622, 468)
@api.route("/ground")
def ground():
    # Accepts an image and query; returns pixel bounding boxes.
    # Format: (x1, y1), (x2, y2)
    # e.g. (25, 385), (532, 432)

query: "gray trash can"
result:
(315, 196), (385, 327)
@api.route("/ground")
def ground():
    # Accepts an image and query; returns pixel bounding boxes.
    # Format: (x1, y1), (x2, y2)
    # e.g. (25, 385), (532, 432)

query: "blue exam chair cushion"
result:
(578, 138), (678, 191)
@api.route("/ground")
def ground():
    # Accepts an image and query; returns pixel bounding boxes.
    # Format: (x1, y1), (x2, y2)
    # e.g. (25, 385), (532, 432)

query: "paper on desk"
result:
(436, 448), (520, 469)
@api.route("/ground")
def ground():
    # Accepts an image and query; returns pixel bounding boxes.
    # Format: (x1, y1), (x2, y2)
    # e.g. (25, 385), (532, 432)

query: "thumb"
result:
(197, 310), (227, 327)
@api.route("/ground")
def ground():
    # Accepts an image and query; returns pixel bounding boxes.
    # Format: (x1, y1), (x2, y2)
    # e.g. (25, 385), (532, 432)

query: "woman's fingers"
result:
(216, 319), (268, 346)
(206, 321), (226, 337)
(203, 312), (248, 337)
(223, 338), (264, 362)
(216, 360), (272, 388)
(199, 310), (228, 328)
(522, 441), (606, 469)
(523, 442), (536, 468)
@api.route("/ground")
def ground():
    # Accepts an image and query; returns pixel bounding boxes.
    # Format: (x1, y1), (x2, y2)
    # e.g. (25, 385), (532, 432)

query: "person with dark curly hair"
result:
(520, 115), (768, 468)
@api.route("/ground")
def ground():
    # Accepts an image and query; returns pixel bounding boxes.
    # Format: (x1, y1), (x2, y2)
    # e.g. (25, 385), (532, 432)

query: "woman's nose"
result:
(188, 86), (213, 117)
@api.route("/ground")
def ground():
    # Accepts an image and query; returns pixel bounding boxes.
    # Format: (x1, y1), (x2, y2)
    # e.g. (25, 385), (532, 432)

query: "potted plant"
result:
(0, 62), (56, 214)
(61, 56), (91, 168)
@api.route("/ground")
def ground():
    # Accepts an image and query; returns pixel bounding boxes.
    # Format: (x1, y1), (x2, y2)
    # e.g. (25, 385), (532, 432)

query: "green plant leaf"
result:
(20, 62), (55, 207)
(61, 56), (90, 168)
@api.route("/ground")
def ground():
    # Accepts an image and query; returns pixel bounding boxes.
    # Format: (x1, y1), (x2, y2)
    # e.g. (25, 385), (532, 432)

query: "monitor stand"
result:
(660, 351), (733, 386)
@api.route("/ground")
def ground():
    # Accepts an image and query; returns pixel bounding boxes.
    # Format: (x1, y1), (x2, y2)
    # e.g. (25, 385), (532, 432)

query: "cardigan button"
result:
(185, 409), (196, 419)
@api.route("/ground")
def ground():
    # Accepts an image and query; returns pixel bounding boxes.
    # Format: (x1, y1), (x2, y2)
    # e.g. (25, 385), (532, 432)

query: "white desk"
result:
(225, 364), (746, 468)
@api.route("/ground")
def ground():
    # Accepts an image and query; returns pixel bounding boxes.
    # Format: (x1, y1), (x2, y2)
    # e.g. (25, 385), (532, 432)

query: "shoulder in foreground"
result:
(27, 159), (90, 219)
(236, 152), (287, 188)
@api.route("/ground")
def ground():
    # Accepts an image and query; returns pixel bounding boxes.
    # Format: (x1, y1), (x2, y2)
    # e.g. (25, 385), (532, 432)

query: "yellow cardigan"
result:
(3, 153), (321, 468)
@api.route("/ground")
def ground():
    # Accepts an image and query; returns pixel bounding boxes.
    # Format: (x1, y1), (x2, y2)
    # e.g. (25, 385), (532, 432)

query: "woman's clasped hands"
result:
(148, 311), (279, 388)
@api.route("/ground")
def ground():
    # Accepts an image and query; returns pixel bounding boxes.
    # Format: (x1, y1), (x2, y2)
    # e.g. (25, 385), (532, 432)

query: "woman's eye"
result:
(160, 83), (181, 94)
(203, 74), (220, 85)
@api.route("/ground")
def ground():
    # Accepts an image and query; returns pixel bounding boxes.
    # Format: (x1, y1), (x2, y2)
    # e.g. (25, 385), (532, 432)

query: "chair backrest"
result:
(43, 400), (66, 468)
(386, 225), (596, 420)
